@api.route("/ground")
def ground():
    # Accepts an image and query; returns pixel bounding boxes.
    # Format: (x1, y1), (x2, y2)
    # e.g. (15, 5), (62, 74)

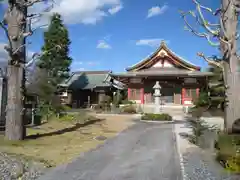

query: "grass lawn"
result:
(0, 112), (134, 167)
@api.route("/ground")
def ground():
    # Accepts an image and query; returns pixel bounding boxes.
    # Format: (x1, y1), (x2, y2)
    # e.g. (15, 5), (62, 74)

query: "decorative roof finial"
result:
(161, 40), (166, 46)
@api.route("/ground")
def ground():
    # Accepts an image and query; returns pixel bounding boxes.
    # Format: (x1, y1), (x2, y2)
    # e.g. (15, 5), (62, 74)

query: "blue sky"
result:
(0, 0), (221, 72)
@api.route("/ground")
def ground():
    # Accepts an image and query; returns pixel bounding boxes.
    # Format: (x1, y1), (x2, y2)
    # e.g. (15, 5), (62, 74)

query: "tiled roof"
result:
(60, 70), (112, 90)
(126, 41), (201, 72)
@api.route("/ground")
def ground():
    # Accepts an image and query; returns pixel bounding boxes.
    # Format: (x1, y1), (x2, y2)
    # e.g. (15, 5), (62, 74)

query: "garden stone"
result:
(11, 161), (25, 179)
(0, 152), (47, 179)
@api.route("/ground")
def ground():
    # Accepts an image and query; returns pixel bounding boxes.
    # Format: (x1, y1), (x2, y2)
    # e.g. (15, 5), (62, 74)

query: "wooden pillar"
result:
(140, 88), (144, 104)
(128, 88), (131, 100)
(196, 88), (200, 97)
(181, 88), (186, 105)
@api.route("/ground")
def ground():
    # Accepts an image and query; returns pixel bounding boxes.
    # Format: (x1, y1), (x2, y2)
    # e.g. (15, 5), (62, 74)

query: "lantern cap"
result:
(153, 81), (161, 89)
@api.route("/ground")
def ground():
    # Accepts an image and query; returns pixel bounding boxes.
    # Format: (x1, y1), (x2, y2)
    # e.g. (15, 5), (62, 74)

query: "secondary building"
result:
(59, 70), (122, 108)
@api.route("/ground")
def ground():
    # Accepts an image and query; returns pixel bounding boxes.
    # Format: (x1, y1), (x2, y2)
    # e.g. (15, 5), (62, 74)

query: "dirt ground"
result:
(0, 113), (135, 166)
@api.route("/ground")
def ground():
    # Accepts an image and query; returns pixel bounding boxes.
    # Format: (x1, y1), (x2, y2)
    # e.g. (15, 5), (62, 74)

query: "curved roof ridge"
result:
(126, 41), (200, 71)
(125, 45), (162, 71)
(165, 45), (200, 69)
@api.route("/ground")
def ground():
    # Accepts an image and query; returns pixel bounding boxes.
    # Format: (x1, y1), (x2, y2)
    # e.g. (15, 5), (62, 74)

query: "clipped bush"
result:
(215, 133), (240, 173)
(121, 105), (136, 114)
(93, 104), (103, 111)
(121, 100), (135, 105)
(225, 155), (240, 172)
(113, 91), (123, 107)
(193, 91), (210, 108)
(141, 113), (172, 121)
(58, 114), (76, 121)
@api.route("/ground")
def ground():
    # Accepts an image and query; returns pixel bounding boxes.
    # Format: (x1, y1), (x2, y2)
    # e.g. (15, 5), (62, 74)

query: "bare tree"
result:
(0, 0), (58, 140)
(180, 0), (240, 133)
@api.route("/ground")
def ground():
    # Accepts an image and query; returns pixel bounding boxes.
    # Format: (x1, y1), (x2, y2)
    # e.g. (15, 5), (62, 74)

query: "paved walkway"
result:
(38, 122), (182, 180)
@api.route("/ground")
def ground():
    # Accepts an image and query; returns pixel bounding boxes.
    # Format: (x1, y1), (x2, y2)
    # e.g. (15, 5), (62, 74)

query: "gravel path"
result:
(38, 122), (182, 180)
(182, 148), (240, 180)
(174, 119), (240, 180)
(0, 152), (47, 180)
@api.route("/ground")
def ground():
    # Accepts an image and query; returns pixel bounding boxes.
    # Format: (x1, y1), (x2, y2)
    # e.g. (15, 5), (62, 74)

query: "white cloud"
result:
(147, 5), (168, 18)
(97, 40), (112, 49)
(30, 0), (123, 26)
(108, 4), (123, 15)
(136, 38), (168, 47)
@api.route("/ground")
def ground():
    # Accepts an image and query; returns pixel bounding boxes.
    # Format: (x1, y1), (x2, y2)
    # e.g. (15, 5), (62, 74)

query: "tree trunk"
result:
(4, 1), (27, 140)
(5, 65), (26, 140)
(225, 70), (240, 133)
(221, 0), (240, 133)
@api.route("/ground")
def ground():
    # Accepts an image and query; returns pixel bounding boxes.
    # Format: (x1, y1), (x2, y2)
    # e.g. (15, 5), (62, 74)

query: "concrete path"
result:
(38, 122), (182, 180)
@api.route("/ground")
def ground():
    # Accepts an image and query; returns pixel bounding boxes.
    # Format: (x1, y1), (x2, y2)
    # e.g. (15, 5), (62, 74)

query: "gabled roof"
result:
(60, 70), (112, 90)
(126, 41), (201, 72)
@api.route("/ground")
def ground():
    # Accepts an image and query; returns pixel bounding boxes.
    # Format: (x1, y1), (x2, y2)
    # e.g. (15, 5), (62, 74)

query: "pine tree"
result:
(194, 65), (225, 110)
(37, 13), (72, 115)
(38, 13), (72, 86)
(208, 65), (225, 110)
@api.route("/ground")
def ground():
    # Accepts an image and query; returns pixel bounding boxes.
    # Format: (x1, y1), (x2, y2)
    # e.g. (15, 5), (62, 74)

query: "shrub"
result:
(58, 114), (76, 121)
(93, 104), (102, 111)
(225, 155), (240, 172)
(186, 117), (216, 145)
(190, 106), (206, 119)
(141, 113), (172, 121)
(121, 100), (135, 105)
(121, 105), (136, 114)
(193, 91), (210, 108)
(113, 91), (123, 107)
(215, 133), (240, 173)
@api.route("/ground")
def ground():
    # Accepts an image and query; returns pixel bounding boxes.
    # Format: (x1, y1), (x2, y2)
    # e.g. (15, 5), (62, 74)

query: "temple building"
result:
(108, 41), (212, 106)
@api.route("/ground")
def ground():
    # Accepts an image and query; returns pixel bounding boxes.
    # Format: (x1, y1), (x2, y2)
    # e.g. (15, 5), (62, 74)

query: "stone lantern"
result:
(153, 81), (162, 114)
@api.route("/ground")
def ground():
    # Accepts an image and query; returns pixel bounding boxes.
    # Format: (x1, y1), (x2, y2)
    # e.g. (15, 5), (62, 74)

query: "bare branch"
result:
(24, 0), (56, 7)
(22, 17), (48, 38)
(197, 52), (223, 68)
(192, 0), (213, 12)
(193, 0), (220, 36)
(180, 11), (220, 46)
(213, 8), (221, 16)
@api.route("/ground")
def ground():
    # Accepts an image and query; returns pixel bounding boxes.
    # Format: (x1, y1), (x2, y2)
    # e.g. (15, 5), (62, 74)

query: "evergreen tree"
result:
(37, 13), (72, 115)
(194, 64), (225, 111)
(38, 13), (72, 86)
(208, 65), (225, 110)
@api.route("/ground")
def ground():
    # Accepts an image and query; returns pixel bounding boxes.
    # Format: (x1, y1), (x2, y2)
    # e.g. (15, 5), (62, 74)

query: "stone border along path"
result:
(173, 115), (240, 180)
